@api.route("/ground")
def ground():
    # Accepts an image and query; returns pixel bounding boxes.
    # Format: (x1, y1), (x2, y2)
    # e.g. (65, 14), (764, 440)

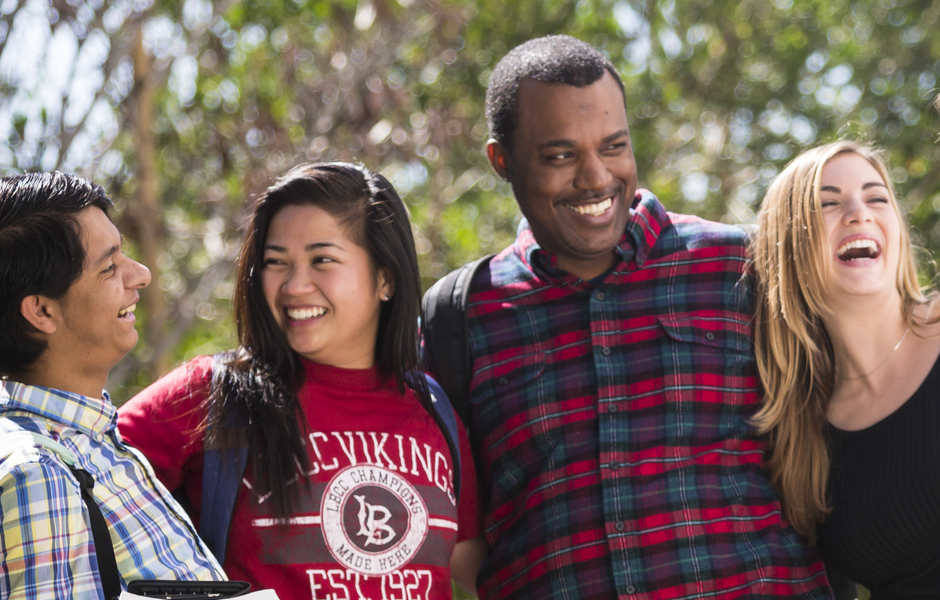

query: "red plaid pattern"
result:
(438, 190), (831, 599)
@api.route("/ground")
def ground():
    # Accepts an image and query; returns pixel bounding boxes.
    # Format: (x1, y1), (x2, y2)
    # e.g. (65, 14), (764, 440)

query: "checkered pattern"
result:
(459, 191), (831, 599)
(0, 381), (225, 599)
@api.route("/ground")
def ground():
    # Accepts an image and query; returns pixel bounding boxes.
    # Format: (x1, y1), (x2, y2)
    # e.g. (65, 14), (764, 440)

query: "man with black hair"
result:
(423, 35), (832, 598)
(0, 172), (225, 598)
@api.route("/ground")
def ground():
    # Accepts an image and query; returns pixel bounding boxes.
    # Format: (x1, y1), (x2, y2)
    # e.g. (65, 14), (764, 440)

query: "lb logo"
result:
(320, 464), (429, 575)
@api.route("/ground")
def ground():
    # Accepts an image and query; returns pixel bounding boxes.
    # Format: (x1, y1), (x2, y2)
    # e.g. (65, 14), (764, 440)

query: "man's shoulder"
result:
(662, 211), (753, 249)
(0, 416), (76, 491)
(466, 242), (537, 297)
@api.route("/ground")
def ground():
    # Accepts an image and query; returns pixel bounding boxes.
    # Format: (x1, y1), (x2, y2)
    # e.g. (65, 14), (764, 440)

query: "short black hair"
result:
(0, 172), (113, 377)
(485, 35), (626, 148)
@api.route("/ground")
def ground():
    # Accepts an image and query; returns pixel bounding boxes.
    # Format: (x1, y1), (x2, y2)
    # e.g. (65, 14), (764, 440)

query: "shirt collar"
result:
(512, 189), (669, 282)
(0, 380), (116, 438)
(623, 188), (669, 267)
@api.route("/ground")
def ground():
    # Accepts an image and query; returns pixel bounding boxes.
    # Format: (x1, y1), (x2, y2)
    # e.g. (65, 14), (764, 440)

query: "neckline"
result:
(301, 357), (386, 391)
(828, 348), (940, 437)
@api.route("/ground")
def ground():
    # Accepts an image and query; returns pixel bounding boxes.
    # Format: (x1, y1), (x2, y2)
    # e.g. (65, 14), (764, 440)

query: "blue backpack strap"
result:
(423, 373), (462, 502)
(200, 353), (249, 562)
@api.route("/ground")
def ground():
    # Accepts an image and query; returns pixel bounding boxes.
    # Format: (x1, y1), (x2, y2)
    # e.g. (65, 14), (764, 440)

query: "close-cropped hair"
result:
(485, 34), (626, 148)
(206, 161), (428, 519)
(750, 140), (926, 541)
(0, 172), (113, 378)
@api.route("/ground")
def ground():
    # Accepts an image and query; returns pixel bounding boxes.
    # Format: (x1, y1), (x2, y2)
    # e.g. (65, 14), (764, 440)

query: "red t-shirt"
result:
(118, 355), (481, 600)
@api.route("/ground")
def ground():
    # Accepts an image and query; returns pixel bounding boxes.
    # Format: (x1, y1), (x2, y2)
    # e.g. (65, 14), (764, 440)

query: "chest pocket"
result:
(656, 313), (757, 443)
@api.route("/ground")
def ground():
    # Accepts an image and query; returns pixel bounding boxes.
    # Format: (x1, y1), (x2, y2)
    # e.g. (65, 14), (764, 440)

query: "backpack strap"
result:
(421, 254), (493, 425)
(420, 373), (462, 501)
(0, 430), (122, 600)
(199, 354), (249, 563)
(71, 467), (123, 600)
(0, 430), (79, 467)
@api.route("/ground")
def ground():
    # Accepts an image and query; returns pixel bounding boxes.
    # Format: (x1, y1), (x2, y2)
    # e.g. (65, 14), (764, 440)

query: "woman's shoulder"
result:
(119, 355), (218, 417)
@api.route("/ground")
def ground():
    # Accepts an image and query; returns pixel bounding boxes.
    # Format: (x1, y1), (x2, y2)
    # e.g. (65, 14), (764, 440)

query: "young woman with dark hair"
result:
(118, 162), (482, 598)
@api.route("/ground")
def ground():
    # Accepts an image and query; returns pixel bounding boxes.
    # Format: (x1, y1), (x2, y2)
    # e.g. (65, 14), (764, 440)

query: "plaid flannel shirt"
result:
(459, 190), (831, 599)
(0, 381), (225, 599)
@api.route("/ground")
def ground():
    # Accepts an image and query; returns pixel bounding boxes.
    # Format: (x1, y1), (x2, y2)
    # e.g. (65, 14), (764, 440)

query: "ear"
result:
(486, 140), (511, 181)
(19, 295), (58, 335)
(377, 268), (395, 302)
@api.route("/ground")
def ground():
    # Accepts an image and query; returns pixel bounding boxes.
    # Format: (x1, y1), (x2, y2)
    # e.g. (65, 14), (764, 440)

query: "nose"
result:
(842, 197), (873, 225)
(574, 152), (614, 191)
(126, 258), (151, 289)
(281, 267), (317, 296)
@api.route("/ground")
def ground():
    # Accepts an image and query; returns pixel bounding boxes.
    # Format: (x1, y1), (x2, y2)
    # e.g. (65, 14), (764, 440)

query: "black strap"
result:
(421, 255), (493, 425)
(70, 467), (122, 600)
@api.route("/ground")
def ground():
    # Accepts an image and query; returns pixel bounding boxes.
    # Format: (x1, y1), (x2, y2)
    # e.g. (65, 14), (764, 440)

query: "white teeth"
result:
(565, 197), (613, 216)
(118, 304), (136, 318)
(286, 307), (327, 320)
(836, 239), (879, 258)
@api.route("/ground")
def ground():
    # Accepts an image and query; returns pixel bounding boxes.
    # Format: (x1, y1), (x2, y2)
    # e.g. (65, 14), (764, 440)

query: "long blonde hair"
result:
(750, 140), (926, 541)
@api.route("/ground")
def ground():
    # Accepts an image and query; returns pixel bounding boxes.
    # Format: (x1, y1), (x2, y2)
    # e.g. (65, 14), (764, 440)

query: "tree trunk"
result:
(130, 30), (168, 378)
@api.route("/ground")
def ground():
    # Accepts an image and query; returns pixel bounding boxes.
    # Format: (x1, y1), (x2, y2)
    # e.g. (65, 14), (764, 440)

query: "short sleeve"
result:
(117, 356), (213, 493)
(455, 416), (483, 542)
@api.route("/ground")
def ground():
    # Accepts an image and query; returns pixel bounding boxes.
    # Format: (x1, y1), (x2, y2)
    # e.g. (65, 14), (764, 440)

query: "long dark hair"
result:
(205, 162), (429, 519)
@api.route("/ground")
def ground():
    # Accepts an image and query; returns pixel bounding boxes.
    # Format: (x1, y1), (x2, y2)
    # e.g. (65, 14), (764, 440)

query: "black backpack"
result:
(420, 254), (493, 425)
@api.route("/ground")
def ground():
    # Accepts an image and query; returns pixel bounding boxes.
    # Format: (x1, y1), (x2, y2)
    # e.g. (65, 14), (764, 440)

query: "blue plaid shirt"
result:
(0, 381), (225, 599)
(452, 190), (831, 599)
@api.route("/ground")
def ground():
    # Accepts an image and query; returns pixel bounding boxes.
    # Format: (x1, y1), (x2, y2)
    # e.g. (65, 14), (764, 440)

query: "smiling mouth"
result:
(118, 304), (136, 318)
(286, 307), (327, 320)
(836, 239), (881, 261)
(564, 196), (614, 217)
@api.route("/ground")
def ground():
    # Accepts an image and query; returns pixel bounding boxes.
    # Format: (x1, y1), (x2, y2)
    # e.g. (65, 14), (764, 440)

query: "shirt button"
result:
(614, 521), (625, 532)
(498, 376), (509, 386)
(608, 403), (618, 413)
(626, 584), (637, 594)
(704, 331), (716, 341)
(609, 461), (620, 471)
(601, 346), (611, 356)
(595, 291), (605, 301)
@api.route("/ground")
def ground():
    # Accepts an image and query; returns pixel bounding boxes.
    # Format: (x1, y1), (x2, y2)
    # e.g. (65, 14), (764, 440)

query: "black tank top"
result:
(819, 355), (940, 599)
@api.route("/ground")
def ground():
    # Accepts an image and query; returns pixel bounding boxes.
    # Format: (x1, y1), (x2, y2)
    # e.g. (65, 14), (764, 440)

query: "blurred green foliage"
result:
(0, 0), (936, 404)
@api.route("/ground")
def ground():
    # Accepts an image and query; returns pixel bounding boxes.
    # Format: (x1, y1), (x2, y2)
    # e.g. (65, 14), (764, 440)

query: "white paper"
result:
(120, 590), (280, 599)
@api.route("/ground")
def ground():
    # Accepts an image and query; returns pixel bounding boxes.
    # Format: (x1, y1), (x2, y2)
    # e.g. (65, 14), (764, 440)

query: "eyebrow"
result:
(264, 242), (341, 252)
(538, 129), (630, 150)
(93, 244), (120, 268)
(820, 182), (888, 193)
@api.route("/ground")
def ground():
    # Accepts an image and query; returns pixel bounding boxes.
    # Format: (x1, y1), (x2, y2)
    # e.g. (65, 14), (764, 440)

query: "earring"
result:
(383, 294), (390, 301)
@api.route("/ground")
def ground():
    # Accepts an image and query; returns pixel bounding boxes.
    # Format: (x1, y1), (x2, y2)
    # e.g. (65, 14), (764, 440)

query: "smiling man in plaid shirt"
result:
(423, 36), (833, 599)
(0, 173), (224, 599)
